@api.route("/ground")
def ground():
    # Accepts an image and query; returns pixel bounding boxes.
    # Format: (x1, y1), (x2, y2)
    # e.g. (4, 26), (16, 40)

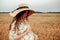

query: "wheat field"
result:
(0, 13), (60, 40)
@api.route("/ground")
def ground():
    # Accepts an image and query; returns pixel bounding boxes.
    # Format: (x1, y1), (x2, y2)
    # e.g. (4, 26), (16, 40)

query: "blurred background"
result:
(0, 0), (60, 40)
(0, 0), (60, 12)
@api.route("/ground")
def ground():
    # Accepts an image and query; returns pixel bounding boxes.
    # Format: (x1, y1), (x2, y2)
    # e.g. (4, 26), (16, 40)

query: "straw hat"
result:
(9, 3), (35, 17)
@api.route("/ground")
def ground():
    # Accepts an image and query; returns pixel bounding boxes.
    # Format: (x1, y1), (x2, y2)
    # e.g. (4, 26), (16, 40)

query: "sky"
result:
(0, 0), (60, 12)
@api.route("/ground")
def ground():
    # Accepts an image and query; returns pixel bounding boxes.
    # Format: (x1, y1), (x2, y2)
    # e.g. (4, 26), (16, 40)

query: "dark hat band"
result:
(17, 6), (29, 10)
(11, 6), (29, 13)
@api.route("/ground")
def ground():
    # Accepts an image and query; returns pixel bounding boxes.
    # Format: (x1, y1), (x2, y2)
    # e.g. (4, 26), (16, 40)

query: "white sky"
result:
(0, 0), (60, 12)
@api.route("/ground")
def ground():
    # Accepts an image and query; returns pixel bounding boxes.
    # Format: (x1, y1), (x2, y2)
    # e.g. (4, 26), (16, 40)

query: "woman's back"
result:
(9, 20), (35, 40)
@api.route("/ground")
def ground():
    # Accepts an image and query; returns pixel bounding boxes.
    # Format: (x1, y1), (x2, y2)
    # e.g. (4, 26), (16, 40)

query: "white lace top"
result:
(9, 20), (34, 40)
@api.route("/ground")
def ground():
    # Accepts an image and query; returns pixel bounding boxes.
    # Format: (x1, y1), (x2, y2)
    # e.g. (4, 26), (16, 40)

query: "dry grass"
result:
(0, 13), (60, 40)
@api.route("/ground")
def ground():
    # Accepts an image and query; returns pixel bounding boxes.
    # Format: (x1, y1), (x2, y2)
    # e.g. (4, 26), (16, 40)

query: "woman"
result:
(9, 3), (38, 40)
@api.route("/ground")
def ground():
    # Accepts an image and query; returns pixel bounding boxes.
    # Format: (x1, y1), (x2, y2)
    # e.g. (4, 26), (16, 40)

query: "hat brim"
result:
(9, 8), (35, 17)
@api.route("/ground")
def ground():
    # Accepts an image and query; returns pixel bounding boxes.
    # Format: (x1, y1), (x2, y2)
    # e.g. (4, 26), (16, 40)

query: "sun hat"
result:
(9, 3), (36, 17)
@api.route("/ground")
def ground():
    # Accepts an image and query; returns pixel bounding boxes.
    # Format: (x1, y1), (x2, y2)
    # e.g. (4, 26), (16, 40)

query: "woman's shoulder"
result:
(18, 22), (30, 30)
(18, 23), (30, 33)
(20, 22), (30, 28)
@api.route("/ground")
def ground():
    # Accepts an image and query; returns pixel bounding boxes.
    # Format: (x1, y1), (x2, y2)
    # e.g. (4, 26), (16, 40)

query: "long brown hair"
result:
(9, 10), (35, 31)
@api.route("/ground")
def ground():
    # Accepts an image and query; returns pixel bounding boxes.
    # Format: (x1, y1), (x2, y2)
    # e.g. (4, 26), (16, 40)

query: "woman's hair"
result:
(9, 10), (29, 30)
(9, 10), (34, 31)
